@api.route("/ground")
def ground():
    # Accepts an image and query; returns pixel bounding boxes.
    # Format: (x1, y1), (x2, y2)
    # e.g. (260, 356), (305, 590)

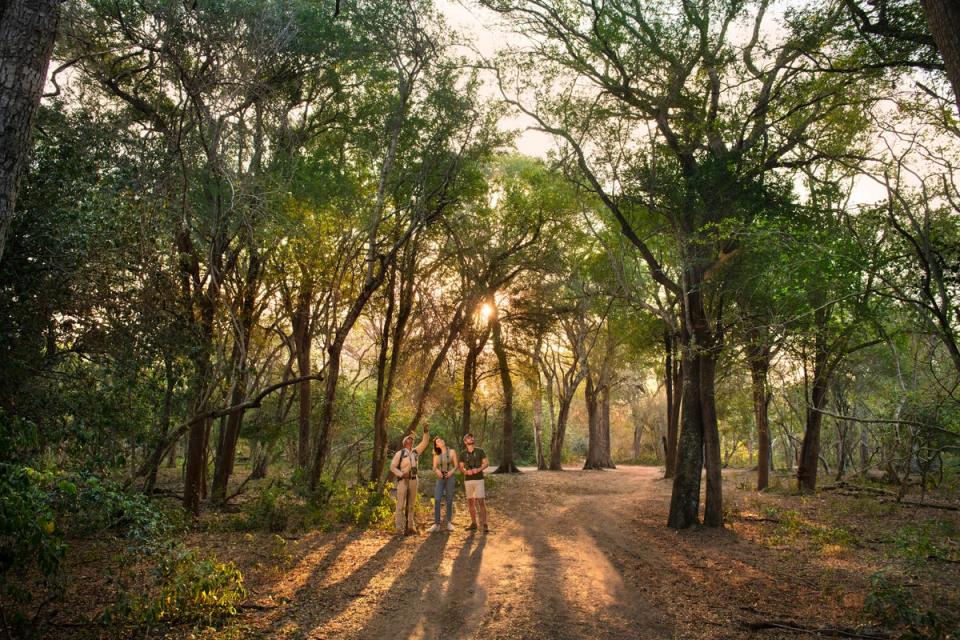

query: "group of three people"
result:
(389, 426), (490, 535)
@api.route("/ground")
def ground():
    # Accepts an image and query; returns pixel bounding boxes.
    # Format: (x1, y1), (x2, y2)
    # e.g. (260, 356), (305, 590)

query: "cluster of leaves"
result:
(108, 546), (246, 629)
(892, 519), (960, 566)
(865, 571), (959, 639)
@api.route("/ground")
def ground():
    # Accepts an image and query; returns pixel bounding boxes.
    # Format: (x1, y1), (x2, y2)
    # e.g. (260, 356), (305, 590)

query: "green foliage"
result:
(332, 482), (394, 529)
(119, 546), (246, 628)
(892, 520), (960, 566)
(241, 485), (290, 533)
(865, 571), (958, 639)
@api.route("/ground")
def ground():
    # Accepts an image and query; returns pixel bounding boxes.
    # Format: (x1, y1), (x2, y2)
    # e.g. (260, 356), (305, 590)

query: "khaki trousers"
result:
(395, 478), (418, 532)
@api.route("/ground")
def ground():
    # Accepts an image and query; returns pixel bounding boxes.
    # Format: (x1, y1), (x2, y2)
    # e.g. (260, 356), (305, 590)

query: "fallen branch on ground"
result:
(743, 620), (889, 639)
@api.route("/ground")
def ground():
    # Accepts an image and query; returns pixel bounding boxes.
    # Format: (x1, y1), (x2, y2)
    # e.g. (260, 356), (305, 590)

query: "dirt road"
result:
(246, 466), (868, 639)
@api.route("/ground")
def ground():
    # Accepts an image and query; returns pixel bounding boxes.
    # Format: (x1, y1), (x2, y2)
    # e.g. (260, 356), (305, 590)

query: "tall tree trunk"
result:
(541, 369), (556, 471)
(583, 373), (603, 469)
(746, 332), (772, 491)
(0, 0), (59, 263)
(371, 267), (398, 481)
(532, 366), (545, 470)
(211, 248), (260, 505)
(919, 0), (960, 114)
(668, 262), (722, 529)
(405, 302), (465, 434)
(668, 337), (704, 529)
(460, 327), (490, 437)
(798, 309), (831, 493)
(491, 306), (519, 473)
(549, 396), (574, 470)
(664, 332), (681, 478)
(599, 380), (615, 468)
(293, 279), (314, 470)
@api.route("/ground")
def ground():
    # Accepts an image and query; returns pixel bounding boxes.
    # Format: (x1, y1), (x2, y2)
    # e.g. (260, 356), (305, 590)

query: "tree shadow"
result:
(429, 532), (487, 637)
(266, 533), (403, 639)
(350, 532), (452, 639)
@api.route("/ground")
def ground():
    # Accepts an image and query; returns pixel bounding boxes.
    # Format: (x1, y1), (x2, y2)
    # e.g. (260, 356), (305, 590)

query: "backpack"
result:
(396, 448), (418, 481)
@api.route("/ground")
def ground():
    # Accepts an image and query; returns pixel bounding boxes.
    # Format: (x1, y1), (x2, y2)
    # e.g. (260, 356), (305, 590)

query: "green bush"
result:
(865, 571), (957, 639)
(242, 485), (290, 533)
(333, 482), (394, 528)
(892, 519), (959, 565)
(119, 546), (246, 628)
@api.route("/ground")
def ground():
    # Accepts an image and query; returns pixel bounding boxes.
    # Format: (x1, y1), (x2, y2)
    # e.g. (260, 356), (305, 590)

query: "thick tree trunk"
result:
(664, 332), (682, 478)
(746, 334), (772, 491)
(798, 307), (831, 493)
(583, 374), (603, 469)
(920, 0), (960, 114)
(491, 308), (519, 473)
(668, 264), (723, 529)
(668, 341), (704, 528)
(293, 280), (313, 470)
(549, 397), (573, 470)
(0, 0), (59, 263)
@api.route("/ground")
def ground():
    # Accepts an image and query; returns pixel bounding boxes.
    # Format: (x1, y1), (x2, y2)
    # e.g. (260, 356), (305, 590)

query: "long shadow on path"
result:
(350, 532), (452, 640)
(267, 534), (403, 639)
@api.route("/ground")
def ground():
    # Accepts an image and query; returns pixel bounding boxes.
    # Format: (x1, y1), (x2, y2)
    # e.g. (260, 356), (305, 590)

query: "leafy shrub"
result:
(242, 485), (290, 533)
(892, 519), (959, 565)
(116, 546), (246, 628)
(865, 571), (958, 639)
(333, 482), (393, 528)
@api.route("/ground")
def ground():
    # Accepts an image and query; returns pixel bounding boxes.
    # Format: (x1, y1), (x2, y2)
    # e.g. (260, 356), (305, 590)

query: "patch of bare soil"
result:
(37, 466), (960, 639)
(230, 466), (960, 639)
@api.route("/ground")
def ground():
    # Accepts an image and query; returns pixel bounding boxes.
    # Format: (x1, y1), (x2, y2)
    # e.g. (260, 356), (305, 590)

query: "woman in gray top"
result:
(430, 436), (459, 532)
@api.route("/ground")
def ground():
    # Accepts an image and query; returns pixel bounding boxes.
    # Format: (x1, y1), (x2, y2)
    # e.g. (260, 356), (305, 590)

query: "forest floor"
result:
(42, 465), (960, 639)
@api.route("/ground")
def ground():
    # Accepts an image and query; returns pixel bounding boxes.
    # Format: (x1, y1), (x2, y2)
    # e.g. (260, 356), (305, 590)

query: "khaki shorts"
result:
(464, 479), (485, 500)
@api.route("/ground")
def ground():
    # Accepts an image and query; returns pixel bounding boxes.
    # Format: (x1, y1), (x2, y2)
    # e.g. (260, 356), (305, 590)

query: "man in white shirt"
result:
(390, 425), (430, 535)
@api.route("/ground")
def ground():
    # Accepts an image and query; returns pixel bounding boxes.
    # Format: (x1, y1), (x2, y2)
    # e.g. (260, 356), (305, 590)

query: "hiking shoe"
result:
(428, 523), (440, 533)
(482, 524), (489, 533)
(446, 521), (455, 532)
(466, 523), (478, 531)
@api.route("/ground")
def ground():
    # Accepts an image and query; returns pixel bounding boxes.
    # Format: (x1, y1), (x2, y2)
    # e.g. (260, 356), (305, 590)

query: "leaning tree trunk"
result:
(491, 307), (519, 473)
(0, 0), (59, 263)
(919, 0), (960, 114)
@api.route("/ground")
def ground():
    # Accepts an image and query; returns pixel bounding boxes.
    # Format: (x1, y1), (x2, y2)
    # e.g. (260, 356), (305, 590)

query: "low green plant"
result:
(892, 519), (959, 566)
(242, 485), (290, 533)
(865, 571), (958, 639)
(119, 546), (246, 628)
(332, 482), (393, 528)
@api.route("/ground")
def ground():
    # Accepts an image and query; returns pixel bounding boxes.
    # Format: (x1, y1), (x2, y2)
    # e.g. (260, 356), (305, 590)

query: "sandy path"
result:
(254, 467), (674, 639)
(247, 466), (880, 639)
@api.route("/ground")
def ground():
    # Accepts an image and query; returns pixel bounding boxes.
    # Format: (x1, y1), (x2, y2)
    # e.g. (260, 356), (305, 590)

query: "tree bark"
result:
(583, 373), (603, 469)
(491, 305), (519, 473)
(668, 263), (723, 529)
(664, 331), (682, 478)
(292, 278), (314, 470)
(549, 395), (574, 470)
(599, 379), (615, 468)
(746, 329), (773, 491)
(0, 0), (59, 264)
(919, 0), (960, 114)
(798, 309), (831, 493)
(460, 325), (490, 437)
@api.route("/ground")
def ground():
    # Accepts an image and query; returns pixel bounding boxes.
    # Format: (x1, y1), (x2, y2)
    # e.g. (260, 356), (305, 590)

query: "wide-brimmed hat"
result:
(402, 433), (415, 445)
